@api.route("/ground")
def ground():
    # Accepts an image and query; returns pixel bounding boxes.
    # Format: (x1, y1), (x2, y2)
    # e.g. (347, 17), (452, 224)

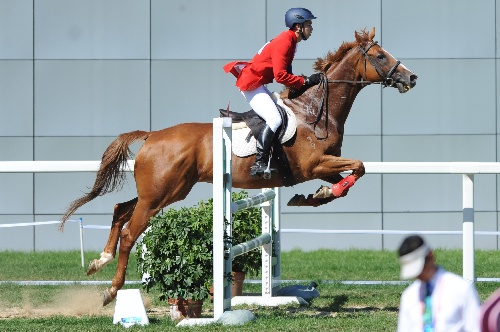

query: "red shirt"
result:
(224, 30), (305, 91)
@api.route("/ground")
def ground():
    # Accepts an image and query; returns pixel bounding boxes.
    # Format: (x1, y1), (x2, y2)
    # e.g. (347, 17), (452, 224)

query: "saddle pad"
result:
(232, 92), (296, 157)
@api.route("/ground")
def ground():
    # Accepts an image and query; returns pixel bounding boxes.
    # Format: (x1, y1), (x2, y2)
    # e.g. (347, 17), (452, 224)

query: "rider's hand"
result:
(304, 73), (322, 86)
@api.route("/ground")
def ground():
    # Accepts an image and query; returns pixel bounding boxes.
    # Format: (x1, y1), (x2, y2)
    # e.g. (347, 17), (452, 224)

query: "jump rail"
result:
(231, 233), (272, 258)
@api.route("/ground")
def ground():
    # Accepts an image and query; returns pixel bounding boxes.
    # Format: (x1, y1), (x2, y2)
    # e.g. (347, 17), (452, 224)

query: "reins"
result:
(305, 76), (329, 139)
(305, 40), (402, 139)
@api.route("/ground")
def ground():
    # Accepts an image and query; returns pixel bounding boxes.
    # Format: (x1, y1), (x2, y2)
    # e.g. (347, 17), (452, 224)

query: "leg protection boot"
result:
(250, 125), (275, 178)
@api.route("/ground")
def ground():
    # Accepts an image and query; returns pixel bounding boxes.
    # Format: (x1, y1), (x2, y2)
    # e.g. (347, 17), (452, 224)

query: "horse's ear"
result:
(355, 30), (362, 43)
(369, 27), (376, 40)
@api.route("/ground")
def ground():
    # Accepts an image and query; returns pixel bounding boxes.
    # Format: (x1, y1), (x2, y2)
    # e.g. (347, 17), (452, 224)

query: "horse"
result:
(60, 27), (417, 306)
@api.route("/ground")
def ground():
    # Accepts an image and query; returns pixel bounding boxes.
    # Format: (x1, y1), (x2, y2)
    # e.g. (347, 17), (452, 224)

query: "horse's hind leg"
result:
(103, 200), (160, 306)
(87, 197), (138, 276)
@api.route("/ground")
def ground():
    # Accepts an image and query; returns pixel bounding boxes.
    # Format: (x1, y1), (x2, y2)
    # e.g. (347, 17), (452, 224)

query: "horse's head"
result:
(354, 27), (417, 93)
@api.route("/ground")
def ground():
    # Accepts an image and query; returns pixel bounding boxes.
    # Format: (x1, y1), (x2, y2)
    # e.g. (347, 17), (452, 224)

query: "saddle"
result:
(218, 97), (296, 187)
(218, 105), (288, 143)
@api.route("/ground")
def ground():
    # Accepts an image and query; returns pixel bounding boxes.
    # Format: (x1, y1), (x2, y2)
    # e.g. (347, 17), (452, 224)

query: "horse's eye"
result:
(377, 53), (386, 60)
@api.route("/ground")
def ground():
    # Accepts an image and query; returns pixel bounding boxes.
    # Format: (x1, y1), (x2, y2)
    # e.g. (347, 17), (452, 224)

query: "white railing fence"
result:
(1, 161), (500, 282)
(0, 218), (110, 268)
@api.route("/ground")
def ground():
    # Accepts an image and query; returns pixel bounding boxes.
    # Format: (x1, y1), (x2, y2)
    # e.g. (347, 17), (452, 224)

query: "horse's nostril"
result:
(410, 74), (418, 82)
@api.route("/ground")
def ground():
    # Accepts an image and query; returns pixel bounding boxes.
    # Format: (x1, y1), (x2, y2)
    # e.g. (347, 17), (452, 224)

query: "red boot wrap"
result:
(331, 175), (356, 197)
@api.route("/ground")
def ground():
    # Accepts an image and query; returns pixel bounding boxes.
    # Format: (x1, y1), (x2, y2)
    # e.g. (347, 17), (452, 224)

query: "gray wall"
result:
(0, 0), (498, 252)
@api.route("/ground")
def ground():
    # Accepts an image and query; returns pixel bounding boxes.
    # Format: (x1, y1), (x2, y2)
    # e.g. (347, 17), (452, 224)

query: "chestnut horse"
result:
(60, 27), (417, 306)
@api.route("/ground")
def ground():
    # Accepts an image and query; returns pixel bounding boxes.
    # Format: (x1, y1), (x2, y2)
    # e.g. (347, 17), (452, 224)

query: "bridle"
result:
(357, 41), (401, 88)
(323, 41), (401, 87)
(306, 40), (401, 139)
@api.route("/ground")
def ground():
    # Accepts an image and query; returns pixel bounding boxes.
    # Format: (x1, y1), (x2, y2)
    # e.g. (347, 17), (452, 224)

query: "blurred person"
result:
(397, 234), (480, 332)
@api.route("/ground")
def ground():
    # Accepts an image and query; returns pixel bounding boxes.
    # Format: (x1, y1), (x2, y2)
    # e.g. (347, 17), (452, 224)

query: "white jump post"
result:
(178, 117), (233, 327)
(462, 173), (474, 282)
(212, 117), (301, 311)
(173, 117), (300, 327)
(212, 117), (282, 317)
(212, 117), (234, 320)
(230, 188), (280, 306)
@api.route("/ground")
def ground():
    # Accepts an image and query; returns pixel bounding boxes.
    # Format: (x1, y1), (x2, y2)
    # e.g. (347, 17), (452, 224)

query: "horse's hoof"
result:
(313, 185), (332, 199)
(86, 259), (100, 276)
(287, 194), (306, 206)
(287, 194), (332, 207)
(103, 288), (115, 306)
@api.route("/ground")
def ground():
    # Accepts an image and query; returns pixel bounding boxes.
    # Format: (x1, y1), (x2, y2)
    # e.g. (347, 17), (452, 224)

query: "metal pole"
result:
(213, 118), (224, 320)
(462, 174), (475, 282)
(231, 190), (275, 213)
(231, 233), (272, 257)
(212, 117), (232, 320)
(273, 187), (281, 294)
(79, 218), (84, 268)
(223, 118), (233, 311)
(261, 188), (273, 298)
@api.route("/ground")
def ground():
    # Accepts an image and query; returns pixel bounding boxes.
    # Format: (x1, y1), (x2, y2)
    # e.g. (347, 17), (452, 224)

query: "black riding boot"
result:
(250, 125), (275, 178)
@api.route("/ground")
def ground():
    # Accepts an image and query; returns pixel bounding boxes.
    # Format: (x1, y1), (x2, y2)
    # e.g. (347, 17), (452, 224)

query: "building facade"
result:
(1, 0), (499, 251)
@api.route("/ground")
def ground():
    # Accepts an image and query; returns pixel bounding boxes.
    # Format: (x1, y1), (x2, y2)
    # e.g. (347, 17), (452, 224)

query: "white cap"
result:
(399, 243), (430, 280)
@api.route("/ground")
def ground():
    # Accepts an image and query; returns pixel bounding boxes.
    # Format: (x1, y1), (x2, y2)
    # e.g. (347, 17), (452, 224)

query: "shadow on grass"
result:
(316, 294), (399, 313)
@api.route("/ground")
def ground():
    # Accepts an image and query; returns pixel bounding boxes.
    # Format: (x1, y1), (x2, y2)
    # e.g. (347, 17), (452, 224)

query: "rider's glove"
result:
(304, 73), (322, 86)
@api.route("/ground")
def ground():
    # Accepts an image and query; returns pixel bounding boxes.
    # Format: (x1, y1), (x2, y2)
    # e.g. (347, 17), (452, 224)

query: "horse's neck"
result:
(284, 49), (365, 129)
(326, 56), (364, 126)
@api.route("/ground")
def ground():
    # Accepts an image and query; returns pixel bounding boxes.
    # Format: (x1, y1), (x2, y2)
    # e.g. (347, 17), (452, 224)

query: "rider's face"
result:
(295, 21), (313, 41)
(298, 21), (313, 41)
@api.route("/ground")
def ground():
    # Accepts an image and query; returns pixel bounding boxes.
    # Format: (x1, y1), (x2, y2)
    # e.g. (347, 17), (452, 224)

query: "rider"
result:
(224, 7), (322, 178)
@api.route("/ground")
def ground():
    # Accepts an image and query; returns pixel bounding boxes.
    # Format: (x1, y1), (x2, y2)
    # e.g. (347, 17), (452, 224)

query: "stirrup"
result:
(263, 167), (278, 179)
(250, 163), (267, 178)
(250, 163), (277, 179)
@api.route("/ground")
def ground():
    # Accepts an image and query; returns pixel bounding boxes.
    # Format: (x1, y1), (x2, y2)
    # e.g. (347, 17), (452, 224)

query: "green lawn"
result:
(0, 249), (498, 331)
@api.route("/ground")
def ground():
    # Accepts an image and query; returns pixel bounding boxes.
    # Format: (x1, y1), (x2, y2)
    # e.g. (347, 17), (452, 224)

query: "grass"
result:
(0, 250), (142, 281)
(0, 249), (499, 331)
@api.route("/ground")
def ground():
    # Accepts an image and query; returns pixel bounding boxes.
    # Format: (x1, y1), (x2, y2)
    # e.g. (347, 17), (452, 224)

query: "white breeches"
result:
(240, 85), (282, 133)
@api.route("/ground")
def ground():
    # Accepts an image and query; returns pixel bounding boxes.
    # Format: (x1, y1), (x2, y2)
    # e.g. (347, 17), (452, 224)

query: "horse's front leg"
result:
(313, 155), (365, 196)
(287, 156), (365, 207)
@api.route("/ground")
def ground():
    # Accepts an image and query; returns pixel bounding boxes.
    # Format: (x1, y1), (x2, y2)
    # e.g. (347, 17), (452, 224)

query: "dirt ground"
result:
(0, 286), (169, 319)
(0, 287), (348, 320)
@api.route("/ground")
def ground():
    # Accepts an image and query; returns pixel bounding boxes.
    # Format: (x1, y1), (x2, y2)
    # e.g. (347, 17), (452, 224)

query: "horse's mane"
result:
(313, 29), (371, 73)
(313, 42), (354, 72)
(281, 29), (371, 99)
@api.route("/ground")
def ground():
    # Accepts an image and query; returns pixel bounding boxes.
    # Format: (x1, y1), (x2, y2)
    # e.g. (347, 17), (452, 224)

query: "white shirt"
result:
(397, 267), (480, 332)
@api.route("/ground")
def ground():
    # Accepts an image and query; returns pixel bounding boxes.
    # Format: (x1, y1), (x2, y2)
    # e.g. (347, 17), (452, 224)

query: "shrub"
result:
(136, 200), (213, 301)
(136, 190), (263, 302)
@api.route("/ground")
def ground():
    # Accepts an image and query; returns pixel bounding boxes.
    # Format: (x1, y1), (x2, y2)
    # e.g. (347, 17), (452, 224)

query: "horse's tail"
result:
(59, 130), (151, 230)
